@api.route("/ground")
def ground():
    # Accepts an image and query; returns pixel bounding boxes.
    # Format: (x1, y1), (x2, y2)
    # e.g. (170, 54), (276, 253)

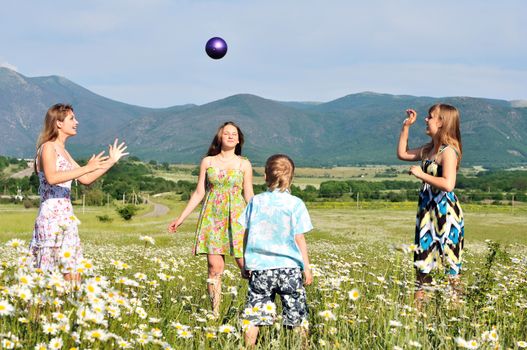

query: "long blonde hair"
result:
(36, 103), (74, 150)
(34, 104), (74, 172)
(422, 103), (463, 168)
(265, 154), (295, 191)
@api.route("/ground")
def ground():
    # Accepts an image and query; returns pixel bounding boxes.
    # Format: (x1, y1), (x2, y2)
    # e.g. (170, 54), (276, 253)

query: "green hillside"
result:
(0, 67), (526, 166)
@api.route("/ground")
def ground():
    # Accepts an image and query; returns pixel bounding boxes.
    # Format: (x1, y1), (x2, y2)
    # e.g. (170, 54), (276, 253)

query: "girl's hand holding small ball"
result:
(403, 109), (417, 127)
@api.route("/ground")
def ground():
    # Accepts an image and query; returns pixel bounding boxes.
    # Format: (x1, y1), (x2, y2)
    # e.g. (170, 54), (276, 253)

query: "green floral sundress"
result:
(193, 164), (246, 258)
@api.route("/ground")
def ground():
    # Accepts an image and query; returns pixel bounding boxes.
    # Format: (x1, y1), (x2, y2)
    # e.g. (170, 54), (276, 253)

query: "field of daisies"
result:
(0, 204), (526, 349)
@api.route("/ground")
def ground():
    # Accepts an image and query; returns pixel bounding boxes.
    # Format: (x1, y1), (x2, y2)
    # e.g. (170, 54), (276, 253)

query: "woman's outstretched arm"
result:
(168, 157), (209, 232)
(40, 142), (108, 185)
(71, 139), (128, 185)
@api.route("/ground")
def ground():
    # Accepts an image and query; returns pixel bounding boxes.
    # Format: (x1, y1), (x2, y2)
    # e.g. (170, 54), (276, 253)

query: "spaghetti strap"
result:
(35, 143), (59, 172)
(438, 144), (460, 158)
(238, 156), (243, 170)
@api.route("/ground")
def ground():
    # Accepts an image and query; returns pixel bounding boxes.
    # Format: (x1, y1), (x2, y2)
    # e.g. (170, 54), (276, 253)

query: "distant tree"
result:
(291, 184), (317, 202)
(116, 204), (139, 221)
(0, 156), (8, 170)
(84, 187), (105, 206)
(29, 173), (39, 193)
(319, 181), (350, 198)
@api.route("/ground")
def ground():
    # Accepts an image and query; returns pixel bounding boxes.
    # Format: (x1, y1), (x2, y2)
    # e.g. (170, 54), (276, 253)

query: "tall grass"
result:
(0, 202), (525, 348)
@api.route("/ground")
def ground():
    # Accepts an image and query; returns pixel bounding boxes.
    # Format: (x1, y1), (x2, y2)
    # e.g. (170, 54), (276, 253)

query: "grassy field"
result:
(153, 164), (485, 189)
(0, 200), (526, 349)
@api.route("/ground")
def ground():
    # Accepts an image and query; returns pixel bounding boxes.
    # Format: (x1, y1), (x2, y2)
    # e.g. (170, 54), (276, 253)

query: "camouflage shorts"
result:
(243, 268), (308, 327)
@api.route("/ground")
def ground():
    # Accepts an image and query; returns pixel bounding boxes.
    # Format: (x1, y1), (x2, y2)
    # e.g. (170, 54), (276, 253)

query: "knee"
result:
(208, 263), (224, 277)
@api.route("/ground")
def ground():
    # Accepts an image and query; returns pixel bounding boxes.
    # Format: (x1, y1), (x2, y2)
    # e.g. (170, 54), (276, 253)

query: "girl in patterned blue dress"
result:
(397, 104), (464, 303)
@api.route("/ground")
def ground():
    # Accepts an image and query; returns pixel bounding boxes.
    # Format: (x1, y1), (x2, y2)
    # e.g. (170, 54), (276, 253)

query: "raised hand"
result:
(403, 109), (417, 127)
(86, 151), (109, 171)
(108, 138), (129, 163)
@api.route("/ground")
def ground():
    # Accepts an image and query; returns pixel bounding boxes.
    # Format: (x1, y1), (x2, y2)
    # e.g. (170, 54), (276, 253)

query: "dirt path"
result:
(9, 167), (34, 179)
(141, 201), (170, 217)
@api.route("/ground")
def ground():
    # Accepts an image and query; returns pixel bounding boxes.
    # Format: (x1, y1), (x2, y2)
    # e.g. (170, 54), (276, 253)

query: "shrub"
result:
(116, 204), (139, 221)
(96, 214), (113, 223)
(22, 198), (39, 208)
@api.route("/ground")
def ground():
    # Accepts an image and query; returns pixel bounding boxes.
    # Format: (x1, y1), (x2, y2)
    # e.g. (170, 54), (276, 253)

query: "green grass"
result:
(154, 164), (427, 188)
(0, 201), (526, 349)
(2, 201), (525, 247)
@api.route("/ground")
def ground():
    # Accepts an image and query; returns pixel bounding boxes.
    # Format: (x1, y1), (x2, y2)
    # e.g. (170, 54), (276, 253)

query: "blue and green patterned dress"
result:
(414, 145), (464, 276)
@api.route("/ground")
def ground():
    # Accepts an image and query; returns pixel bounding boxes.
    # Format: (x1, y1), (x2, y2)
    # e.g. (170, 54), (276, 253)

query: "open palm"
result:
(108, 139), (129, 163)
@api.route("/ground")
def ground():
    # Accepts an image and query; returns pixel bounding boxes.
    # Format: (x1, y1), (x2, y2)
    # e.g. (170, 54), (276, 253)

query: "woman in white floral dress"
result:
(29, 103), (128, 282)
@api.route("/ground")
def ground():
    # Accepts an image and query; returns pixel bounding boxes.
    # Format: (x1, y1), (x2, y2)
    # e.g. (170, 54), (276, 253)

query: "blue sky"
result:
(1, 0), (525, 107)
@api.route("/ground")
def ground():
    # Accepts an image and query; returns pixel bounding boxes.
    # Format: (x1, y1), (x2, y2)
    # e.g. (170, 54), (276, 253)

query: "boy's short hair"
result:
(265, 154), (295, 191)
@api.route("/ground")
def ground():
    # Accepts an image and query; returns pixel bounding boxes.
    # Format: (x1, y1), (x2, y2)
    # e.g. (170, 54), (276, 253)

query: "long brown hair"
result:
(206, 121), (244, 156)
(422, 103), (463, 168)
(34, 103), (74, 172)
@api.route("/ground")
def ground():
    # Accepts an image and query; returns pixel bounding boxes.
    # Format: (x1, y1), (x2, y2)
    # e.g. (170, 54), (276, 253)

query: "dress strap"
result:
(35, 143), (60, 172)
(438, 144), (460, 159)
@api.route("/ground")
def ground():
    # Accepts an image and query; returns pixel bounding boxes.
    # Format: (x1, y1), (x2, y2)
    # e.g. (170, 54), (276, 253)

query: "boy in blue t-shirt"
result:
(238, 154), (313, 346)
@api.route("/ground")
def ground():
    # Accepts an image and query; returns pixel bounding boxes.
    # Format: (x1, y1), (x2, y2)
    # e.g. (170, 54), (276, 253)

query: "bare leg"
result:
(294, 326), (309, 349)
(63, 272), (81, 282)
(244, 325), (259, 347)
(235, 257), (244, 270)
(448, 275), (463, 304)
(207, 254), (225, 316)
(235, 257), (249, 279)
(63, 272), (81, 293)
(414, 272), (431, 309)
(414, 289), (426, 309)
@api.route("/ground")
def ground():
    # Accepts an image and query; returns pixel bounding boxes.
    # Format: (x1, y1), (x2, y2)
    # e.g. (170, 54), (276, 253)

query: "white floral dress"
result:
(29, 149), (83, 273)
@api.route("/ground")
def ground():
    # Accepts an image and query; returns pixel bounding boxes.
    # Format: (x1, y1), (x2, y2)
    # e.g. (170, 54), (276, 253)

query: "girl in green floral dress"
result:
(168, 121), (254, 315)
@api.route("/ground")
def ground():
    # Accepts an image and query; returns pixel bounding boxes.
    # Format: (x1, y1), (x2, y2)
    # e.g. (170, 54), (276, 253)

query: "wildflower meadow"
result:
(0, 201), (526, 349)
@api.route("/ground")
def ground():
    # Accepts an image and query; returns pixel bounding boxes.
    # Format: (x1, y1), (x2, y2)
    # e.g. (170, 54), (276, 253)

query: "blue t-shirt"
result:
(239, 189), (313, 271)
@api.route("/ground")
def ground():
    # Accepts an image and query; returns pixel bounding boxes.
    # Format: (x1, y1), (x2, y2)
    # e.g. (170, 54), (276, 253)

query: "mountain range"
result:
(1, 67), (526, 166)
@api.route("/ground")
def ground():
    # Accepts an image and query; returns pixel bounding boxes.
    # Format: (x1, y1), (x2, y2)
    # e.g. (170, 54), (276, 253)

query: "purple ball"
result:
(205, 37), (228, 60)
